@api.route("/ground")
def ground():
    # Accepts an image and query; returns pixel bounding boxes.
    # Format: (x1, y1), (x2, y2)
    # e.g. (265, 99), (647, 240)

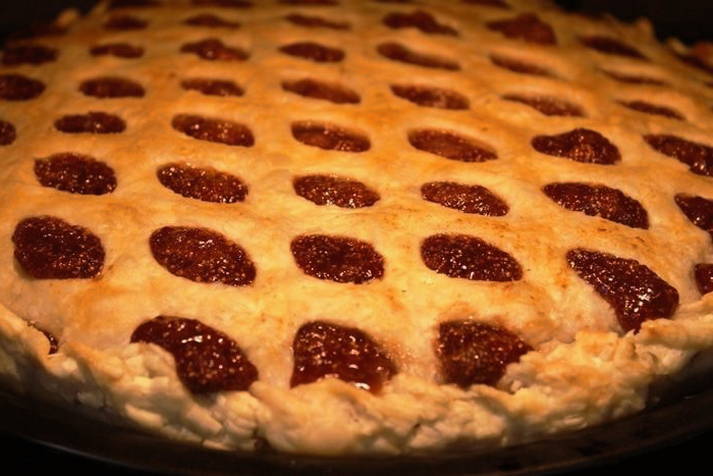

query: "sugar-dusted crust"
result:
(2, 0), (713, 455)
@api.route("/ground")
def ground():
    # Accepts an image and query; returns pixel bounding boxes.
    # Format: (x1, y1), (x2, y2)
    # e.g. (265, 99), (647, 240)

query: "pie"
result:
(1, 0), (713, 456)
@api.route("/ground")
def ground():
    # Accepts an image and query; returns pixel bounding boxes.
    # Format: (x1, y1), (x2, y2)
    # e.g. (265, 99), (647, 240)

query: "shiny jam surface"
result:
(34, 153), (117, 195)
(12, 216), (105, 279)
(390, 84), (469, 110)
(486, 13), (556, 45)
(675, 194), (713, 239)
(291, 122), (370, 152)
(377, 42), (460, 70)
(567, 248), (679, 333)
(695, 264), (713, 295)
(279, 42), (345, 63)
(131, 316), (258, 394)
(2, 45), (58, 66)
(54, 112), (126, 134)
(543, 183), (648, 229)
(421, 181), (508, 216)
(531, 128), (620, 164)
(181, 78), (244, 97)
(580, 36), (646, 59)
(383, 10), (458, 36)
(157, 163), (247, 203)
(291, 234), (384, 284)
(437, 320), (531, 387)
(172, 114), (254, 146)
(409, 129), (496, 162)
(285, 13), (350, 30)
(180, 38), (248, 61)
(79, 76), (145, 98)
(291, 321), (396, 393)
(503, 94), (583, 117)
(644, 134), (713, 177)
(293, 175), (379, 208)
(421, 234), (522, 282)
(0, 74), (45, 101)
(282, 78), (360, 104)
(150, 226), (256, 286)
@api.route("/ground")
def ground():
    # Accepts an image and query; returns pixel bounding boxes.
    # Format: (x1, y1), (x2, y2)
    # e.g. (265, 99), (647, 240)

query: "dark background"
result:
(1, 1), (712, 474)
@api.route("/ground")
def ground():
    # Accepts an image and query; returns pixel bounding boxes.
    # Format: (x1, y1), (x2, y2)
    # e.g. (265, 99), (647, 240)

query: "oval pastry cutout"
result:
(181, 78), (244, 97)
(35, 153), (117, 195)
(383, 10), (458, 36)
(279, 42), (344, 63)
(390, 84), (469, 110)
(567, 248), (679, 333)
(294, 175), (379, 208)
(150, 226), (256, 286)
(291, 321), (396, 393)
(282, 78), (360, 104)
(377, 42), (460, 70)
(421, 181), (508, 216)
(579, 35), (646, 59)
(0, 119), (16, 145)
(180, 38), (248, 61)
(486, 13), (556, 45)
(12, 216), (105, 279)
(437, 320), (531, 388)
(157, 163), (247, 203)
(421, 234), (522, 281)
(2, 44), (58, 66)
(172, 114), (254, 147)
(531, 128), (620, 165)
(543, 183), (648, 229)
(79, 76), (145, 98)
(291, 234), (384, 284)
(131, 316), (258, 394)
(644, 134), (713, 177)
(409, 129), (496, 162)
(291, 122), (370, 152)
(695, 264), (713, 296)
(0, 74), (45, 101)
(503, 94), (583, 117)
(675, 194), (713, 239)
(90, 43), (144, 58)
(55, 112), (126, 134)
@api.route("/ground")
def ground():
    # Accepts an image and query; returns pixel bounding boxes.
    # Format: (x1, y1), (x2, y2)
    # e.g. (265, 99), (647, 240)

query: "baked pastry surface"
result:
(2, 0), (713, 455)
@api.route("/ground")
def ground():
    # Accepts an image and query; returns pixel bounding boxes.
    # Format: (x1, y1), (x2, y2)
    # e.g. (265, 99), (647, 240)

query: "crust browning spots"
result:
(377, 42), (460, 70)
(292, 122), (370, 152)
(486, 13), (556, 45)
(408, 129), (496, 162)
(421, 234), (522, 282)
(291, 321), (396, 393)
(12, 216), (105, 279)
(150, 226), (256, 286)
(172, 114), (254, 147)
(531, 128), (620, 164)
(131, 316), (258, 393)
(567, 249), (679, 333)
(291, 234), (384, 284)
(437, 321), (531, 387)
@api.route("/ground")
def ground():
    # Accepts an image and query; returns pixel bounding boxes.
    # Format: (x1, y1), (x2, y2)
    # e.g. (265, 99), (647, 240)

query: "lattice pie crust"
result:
(2, 0), (713, 455)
